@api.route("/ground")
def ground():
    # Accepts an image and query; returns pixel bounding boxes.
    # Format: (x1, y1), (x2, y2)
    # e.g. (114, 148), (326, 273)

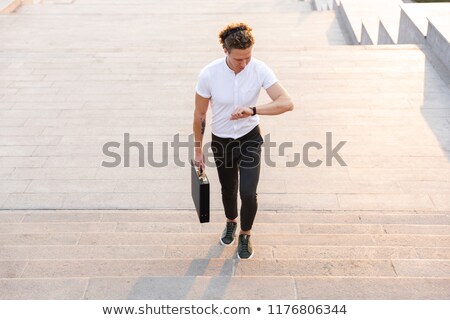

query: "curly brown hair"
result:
(219, 22), (255, 51)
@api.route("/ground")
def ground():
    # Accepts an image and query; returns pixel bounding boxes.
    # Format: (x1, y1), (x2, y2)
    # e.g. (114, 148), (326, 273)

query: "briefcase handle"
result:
(191, 159), (206, 179)
(192, 156), (206, 175)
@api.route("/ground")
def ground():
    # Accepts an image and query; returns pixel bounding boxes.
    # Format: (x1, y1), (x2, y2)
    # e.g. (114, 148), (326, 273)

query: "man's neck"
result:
(225, 56), (240, 74)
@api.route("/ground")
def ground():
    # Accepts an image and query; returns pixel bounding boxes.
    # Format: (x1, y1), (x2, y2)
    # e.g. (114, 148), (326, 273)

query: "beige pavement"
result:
(0, 0), (449, 299)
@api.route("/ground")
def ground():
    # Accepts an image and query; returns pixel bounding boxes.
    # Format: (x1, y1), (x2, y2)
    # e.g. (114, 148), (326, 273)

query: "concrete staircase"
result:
(1, 209), (449, 299)
(335, 0), (403, 45)
(0, 0), (449, 299)
(312, 0), (334, 11)
(398, 3), (450, 75)
(334, 0), (450, 74)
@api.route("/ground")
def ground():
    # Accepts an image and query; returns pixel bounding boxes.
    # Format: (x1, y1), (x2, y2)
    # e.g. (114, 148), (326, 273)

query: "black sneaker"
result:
(220, 221), (237, 246)
(237, 234), (254, 259)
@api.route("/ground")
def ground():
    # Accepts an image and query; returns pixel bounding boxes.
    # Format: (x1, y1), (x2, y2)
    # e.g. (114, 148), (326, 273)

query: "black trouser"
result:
(211, 125), (263, 231)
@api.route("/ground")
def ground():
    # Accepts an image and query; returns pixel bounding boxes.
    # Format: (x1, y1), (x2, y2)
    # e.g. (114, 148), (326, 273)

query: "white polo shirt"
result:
(195, 57), (278, 139)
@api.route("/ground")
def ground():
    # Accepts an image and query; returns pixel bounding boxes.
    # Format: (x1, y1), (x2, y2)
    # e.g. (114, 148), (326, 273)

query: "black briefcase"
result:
(190, 160), (210, 223)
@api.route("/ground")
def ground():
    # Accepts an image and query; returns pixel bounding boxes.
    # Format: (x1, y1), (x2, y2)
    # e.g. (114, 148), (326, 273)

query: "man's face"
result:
(225, 46), (253, 73)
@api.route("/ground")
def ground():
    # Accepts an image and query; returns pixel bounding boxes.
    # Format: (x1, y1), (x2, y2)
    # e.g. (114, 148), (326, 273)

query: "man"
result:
(193, 22), (293, 259)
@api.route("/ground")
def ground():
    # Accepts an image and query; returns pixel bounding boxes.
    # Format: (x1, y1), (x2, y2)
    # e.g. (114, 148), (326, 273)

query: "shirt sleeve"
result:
(195, 68), (211, 99)
(260, 62), (279, 89)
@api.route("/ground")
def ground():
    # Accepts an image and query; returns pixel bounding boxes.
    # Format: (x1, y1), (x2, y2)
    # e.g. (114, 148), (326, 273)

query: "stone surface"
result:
(234, 259), (396, 277)
(0, 0), (449, 300)
(84, 276), (296, 300)
(0, 279), (88, 299)
(296, 277), (450, 299)
(0, 1), (448, 211)
(21, 259), (235, 278)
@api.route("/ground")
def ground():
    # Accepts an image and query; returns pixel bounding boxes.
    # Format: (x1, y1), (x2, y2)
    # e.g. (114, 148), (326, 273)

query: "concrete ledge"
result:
(312, 0), (334, 11)
(361, 22), (373, 45)
(427, 18), (450, 75)
(336, 0), (402, 46)
(378, 20), (395, 45)
(333, 0), (341, 10)
(335, 0), (359, 44)
(335, 0), (449, 52)
(0, 0), (21, 14)
(377, 7), (402, 45)
(398, 3), (450, 45)
(360, 17), (380, 45)
(398, 8), (427, 45)
(397, 4), (450, 78)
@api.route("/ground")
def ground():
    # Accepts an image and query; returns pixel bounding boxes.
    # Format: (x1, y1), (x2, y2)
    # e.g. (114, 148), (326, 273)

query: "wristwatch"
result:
(251, 106), (257, 116)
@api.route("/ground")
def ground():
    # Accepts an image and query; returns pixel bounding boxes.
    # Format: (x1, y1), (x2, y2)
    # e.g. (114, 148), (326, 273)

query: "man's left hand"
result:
(230, 107), (253, 120)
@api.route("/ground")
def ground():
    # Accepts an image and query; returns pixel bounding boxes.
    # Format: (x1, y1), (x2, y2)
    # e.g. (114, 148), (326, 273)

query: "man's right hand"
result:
(194, 151), (205, 172)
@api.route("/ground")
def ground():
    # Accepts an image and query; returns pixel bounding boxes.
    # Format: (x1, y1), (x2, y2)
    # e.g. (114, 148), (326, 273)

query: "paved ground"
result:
(0, 0), (449, 299)
(0, 0), (349, 210)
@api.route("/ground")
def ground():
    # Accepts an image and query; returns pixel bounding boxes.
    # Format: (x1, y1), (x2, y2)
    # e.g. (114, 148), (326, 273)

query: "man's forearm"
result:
(193, 112), (206, 153)
(255, 96), (293, 115)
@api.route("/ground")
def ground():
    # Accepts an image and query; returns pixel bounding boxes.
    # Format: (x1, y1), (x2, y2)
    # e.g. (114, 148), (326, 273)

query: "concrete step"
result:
(337, 0), (403, 44)
(1, 245), (449, 260)
(398, 3), (450, 75)
(379, 13), (401, 45)
(312, 0), (334, 11)
(2, 258), (449, 278)
(1, 210), (448, 225)
(335, 0), (450, 79)
(0, 276), (449, 299)
(399, 3), (450, 44)
(0, 221), (449, 235)
(1, 231), (448, 247)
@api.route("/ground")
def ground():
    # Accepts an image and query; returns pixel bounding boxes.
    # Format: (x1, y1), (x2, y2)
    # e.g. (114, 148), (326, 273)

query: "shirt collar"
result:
(223, 57), (235, 75)
(223, 57), (253, 76)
